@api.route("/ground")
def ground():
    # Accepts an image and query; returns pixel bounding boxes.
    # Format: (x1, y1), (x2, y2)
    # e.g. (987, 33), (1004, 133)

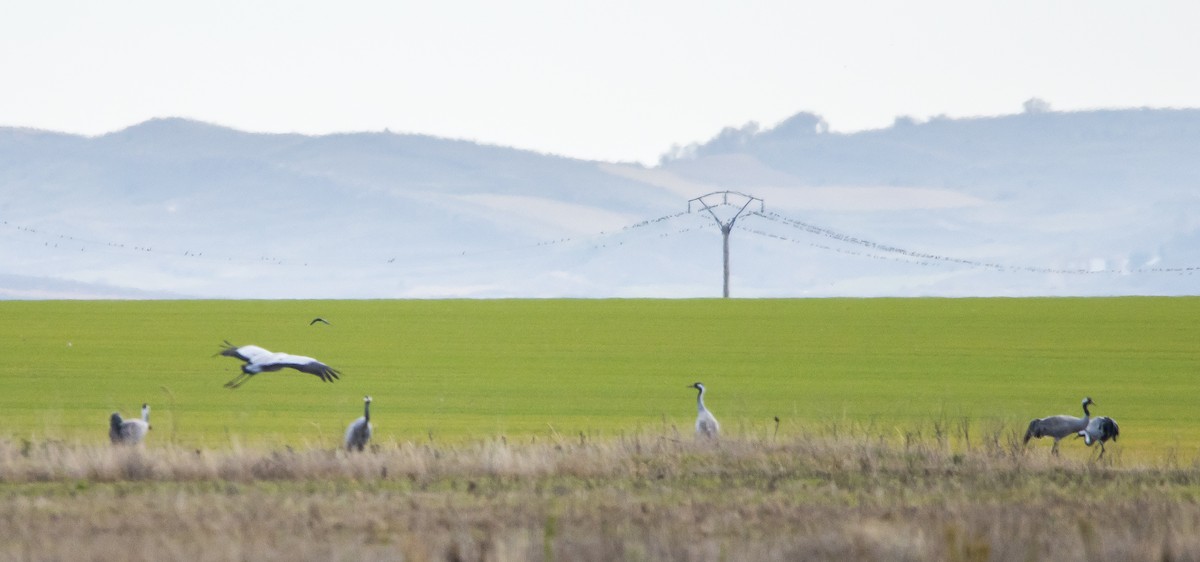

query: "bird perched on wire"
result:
(1077, 416), (1120, 459)
(218, 341), (341, 388)
(344, 395), (373, 452)
(110, 403), (150, 445)
(689, 382), (720, 439)
(1023, 397), (1095, 455)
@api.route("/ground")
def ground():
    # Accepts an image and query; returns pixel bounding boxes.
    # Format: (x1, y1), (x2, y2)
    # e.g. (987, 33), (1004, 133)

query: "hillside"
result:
(1, 109), (1198, 298)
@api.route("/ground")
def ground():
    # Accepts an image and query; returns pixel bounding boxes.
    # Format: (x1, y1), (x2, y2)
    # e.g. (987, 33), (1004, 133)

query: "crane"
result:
(218, 341), (341, 388)
(1077, 416), (1120, 459)
(1023, 397), (1094, 455)
(689, 382), (720, 439)
(109, 403), (150, 445)
(344, 395), (373, 452)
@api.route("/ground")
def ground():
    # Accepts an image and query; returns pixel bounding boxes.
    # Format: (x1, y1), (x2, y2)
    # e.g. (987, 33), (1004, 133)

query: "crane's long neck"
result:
(1082, 401), (1091, 419)
(696, 387), (707, 413)
(363, 400), (371, 422)
(141, 405), (150, 423)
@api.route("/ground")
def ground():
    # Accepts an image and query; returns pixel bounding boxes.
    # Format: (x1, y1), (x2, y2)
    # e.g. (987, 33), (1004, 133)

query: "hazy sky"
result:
(3, 1), (1198, 164)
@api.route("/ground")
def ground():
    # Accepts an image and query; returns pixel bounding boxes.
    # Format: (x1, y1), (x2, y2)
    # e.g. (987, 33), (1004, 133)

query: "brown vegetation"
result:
(1, 427), (1198, 561)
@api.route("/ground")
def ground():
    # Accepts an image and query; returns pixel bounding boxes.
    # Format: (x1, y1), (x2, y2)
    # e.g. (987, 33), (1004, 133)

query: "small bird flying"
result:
(310, 317), (331, 326)
(110, 403), (150, 445)
(218, 341), (341, 388)
(1023, 397), (1095, 456)
(344, 395), (373, 452)
(689, 382), (720, 439)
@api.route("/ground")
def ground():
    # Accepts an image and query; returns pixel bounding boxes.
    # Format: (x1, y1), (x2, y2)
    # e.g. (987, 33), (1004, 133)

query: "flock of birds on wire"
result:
(108, 318), (1119, 458)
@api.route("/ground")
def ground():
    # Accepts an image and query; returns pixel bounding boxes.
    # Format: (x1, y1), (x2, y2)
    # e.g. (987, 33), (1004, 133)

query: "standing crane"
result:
(109, 403), (150, 445)
(689, 382), (720, 439)
(218, 341), (341, 388)
(1077, 416), (1120, 459)
(1023, 397), (1094, 455)
(344, 396), (373, 452)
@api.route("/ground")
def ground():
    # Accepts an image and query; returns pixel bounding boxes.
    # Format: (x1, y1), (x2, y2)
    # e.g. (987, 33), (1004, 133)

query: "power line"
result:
(3, 202), (1198, 281)
(0, 210), (704, 271)
(745, 211), (1199, 276)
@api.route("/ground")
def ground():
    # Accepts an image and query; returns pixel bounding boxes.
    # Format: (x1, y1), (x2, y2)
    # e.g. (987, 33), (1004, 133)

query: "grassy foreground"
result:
(2, 432), (1199, 561)
(0, 298), (1197, 458)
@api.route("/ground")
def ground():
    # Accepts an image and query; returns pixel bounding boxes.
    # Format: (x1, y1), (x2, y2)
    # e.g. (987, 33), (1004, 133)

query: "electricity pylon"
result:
(688, 191), (764, 298)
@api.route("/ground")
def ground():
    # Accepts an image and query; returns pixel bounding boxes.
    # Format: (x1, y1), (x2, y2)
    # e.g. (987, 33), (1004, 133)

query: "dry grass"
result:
(2, 427), (1199, 561)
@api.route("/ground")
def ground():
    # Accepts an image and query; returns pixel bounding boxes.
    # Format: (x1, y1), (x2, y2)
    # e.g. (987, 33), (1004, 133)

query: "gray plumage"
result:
(1077, 416), (1120, 459)
(689, 382), (720, 439)
(1024, 397), (1095, 455)
(218, 341), (340, 388)
(109, 403), (150, 445)
(344, 396), (373, 451)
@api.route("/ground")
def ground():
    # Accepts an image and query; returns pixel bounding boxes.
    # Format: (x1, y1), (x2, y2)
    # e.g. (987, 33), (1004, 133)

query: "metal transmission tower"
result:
(688, 191), (764, 298)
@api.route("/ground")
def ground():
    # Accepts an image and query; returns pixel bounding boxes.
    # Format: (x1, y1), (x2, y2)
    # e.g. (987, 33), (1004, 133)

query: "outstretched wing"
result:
(219, 341), (273, 363)
(270, 353), (341, 382)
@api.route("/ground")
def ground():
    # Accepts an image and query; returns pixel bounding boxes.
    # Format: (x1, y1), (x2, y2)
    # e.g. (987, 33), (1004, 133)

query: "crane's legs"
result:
(223, 372), (252, 389)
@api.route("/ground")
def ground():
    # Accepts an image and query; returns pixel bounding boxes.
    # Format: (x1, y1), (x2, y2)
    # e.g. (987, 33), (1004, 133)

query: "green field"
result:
(1, 298), (1196, 459)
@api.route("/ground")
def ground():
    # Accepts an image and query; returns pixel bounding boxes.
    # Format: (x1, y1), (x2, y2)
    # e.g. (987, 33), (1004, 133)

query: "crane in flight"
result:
(218, 341), (341, 388)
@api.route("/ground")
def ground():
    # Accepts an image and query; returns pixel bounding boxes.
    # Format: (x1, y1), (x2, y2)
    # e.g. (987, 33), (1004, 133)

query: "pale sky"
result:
(3, 1), (1199, 164)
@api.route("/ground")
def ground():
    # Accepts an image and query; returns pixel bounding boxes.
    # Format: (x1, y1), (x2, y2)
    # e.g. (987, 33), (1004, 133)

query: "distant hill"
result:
(2, 109), (1198, 298)
(661, 108), (1200, 199)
